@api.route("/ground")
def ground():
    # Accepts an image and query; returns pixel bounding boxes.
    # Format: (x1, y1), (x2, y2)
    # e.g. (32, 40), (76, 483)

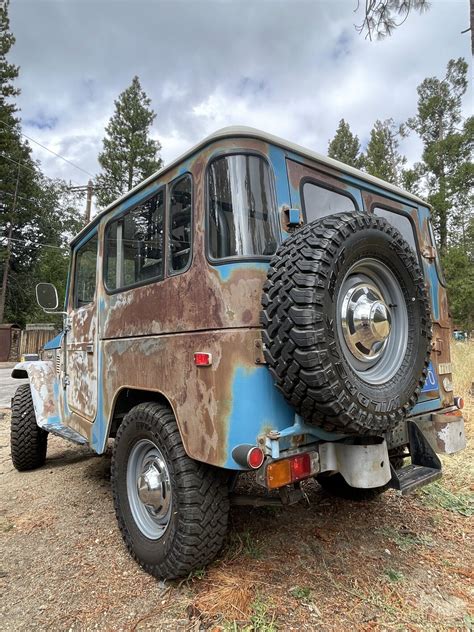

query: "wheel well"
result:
(109, 388), (172, 439)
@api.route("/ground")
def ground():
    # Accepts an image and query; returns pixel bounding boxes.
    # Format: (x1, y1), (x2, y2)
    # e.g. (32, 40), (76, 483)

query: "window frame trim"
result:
(369, 201), (423, 267)
(205, 150), (280, 265)
(72, 229), (99, 310)
(300, 176), (360, 223)
(102, 186), (167, 295)
(167, 172), (194, 277)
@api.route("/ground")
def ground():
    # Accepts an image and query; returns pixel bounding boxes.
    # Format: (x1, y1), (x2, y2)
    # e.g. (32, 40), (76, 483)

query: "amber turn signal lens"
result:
(266, 459), (292, 489)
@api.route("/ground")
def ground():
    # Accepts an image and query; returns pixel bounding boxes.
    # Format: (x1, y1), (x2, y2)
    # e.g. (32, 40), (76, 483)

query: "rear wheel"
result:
(111, 402), (230, 579)
(11, 384), (48, 471)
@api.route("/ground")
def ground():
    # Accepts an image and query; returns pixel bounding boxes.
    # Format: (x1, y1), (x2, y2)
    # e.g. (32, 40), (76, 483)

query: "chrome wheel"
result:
(337, 258), (408, 385)
(126, 439), (172, 540)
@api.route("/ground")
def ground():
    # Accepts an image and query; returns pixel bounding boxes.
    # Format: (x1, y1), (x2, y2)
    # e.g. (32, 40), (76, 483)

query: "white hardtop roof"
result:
(73, 126), (427, 245)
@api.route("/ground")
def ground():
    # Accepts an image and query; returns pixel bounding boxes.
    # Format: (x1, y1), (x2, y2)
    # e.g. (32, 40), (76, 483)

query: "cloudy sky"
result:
(8, 0), (473, 209)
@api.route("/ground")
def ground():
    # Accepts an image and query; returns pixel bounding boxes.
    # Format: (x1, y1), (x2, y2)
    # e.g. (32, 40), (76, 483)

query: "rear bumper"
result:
(414, 412), (466, 455)
(385, 407), (466, 455)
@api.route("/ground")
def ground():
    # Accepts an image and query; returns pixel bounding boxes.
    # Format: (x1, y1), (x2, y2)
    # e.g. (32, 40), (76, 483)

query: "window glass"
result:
(74, 235), (98, 308)
(105, 190), (165, 290)
(208, 155), (278, 259)
(373, 207), (416, 252)
(169, 176), (192, 273)
(302, 182), (356, 222)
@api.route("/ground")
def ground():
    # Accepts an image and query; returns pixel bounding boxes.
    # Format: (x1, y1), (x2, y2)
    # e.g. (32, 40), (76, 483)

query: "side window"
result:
(302, 182), (356, 223)
(169, 175), (192, 273)
(208, 154), (278, 259)
(373, 207), (417, 252)
(104, 190), (165, 291)
(74, 234), (98, 308)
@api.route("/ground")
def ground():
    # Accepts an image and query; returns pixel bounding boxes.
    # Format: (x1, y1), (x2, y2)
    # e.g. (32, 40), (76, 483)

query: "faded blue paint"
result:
(224, 365), (294, 469)
(90, 342), (107, 452)
(268, 144), (291, 211)
(215, 261), (270, 282)
(410, 397), (443, 415)
(224, 367), (349, 469)
(43, 332), (64, 350)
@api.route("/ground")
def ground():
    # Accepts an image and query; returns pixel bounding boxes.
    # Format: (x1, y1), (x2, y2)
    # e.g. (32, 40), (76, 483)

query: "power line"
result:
(0, 235), (65, 251)
(0, 118), (95, 178)
(0, 151), (82, 187)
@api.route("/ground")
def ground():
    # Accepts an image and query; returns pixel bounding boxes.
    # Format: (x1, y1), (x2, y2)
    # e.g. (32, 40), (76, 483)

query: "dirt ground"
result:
(0, 343), (472, 631)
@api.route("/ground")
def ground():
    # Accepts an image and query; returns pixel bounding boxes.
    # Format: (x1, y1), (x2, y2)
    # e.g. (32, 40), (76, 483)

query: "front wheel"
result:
(111, 402), (230, 579)
(11, 384), (48, 471)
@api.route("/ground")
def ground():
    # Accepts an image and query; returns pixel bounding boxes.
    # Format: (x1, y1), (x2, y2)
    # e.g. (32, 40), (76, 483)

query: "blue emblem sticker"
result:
(421, 361), (439, 393)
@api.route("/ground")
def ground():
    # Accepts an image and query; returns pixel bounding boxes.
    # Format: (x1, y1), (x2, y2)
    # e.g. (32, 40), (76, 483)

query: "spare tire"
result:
(261, 212), (431, 435)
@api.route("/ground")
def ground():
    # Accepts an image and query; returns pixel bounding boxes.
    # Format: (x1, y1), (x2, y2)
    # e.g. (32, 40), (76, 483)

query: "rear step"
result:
(390, 420), (442, 496)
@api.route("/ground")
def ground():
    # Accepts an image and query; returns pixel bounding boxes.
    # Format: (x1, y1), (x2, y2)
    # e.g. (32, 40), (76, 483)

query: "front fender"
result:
(11, 361), (60, 430)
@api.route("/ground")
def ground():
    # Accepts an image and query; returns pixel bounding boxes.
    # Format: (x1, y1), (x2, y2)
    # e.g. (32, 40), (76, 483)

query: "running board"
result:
(390, 420), (442, 495)
(40, 422), (88, 445)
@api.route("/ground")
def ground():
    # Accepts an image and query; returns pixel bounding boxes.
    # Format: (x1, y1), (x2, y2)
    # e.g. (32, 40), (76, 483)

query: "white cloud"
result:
(8, 0), (472, 210)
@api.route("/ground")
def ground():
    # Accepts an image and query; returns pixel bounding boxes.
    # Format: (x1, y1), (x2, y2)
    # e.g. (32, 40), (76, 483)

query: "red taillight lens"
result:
(290, 453), (311, 480)
(247, 447), (265, 469)
(194, 352), (212, 366)
(454, 396), (464, 410)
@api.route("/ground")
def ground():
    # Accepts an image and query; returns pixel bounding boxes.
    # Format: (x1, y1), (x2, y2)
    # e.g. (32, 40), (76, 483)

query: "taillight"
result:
(454, 396), (464, 410)
(290, 453), (311, 479)
(266, 453), (315, 489)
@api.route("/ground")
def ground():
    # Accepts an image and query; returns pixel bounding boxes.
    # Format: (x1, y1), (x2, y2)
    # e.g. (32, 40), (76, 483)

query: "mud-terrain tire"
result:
(111, 402), (230, 579)
(11, 384), (48, 471)
(261, 212), (431, 435)
(316, 453), (405, 501)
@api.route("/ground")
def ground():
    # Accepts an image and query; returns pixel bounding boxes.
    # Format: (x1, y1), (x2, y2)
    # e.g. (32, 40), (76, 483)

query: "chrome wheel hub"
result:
(341, 284), (392, 362)
(126, 440), (172, 540)
(336, 258), (408, 385)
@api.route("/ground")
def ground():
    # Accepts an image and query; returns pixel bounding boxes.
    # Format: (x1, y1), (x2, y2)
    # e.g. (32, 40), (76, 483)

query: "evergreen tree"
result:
(95, 76), (163, 207)
(364, 119), (406, 185)
(0, 0), (83, 325)
(327, 119), (364, 169)
(406, 58), (472, 254)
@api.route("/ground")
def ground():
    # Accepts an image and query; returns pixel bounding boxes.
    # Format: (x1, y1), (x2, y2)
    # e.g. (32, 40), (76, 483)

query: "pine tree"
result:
(406, 58), (472, 254)
(364, 119), (406, 186)
(95, 76), (163, 207)
(327, 119), (364, 169)
(0, 0), (83, 325)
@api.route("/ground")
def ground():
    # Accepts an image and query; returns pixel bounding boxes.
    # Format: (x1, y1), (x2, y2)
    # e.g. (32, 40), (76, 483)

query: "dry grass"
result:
(452, 339), (474, 423)
(1, 341), (473, 630)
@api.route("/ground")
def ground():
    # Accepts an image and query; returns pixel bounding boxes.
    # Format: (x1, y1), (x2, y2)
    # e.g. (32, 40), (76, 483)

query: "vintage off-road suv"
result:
(10, 127), (466, 578)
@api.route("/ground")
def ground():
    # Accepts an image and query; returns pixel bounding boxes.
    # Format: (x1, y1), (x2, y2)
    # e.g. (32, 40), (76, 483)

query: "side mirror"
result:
(36, 283), (59, 311)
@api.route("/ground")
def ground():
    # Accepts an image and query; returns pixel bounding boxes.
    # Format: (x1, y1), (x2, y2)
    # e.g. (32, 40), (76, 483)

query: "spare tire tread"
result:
(261, 212), (431, 435)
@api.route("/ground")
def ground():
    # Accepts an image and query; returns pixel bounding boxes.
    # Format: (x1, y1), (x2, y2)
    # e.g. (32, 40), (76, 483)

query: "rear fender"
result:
(11, 361), (61, 431)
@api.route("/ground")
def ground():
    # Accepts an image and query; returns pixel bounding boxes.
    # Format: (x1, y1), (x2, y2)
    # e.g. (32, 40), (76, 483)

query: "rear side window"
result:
(104, 189), (165, 291)
(74, 234), (98, 308)
(168, 175), (192, 274)
(302, 182), (356, 222)
(208, 154), (279, 259)
(373, 207), (417, 253)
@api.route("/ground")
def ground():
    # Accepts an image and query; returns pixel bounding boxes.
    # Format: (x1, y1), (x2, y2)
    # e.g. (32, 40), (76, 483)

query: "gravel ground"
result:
(0, 400), (472, 631)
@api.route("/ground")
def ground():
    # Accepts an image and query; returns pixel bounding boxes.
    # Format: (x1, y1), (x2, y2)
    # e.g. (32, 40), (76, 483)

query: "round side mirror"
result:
(36, 283), (59, 311)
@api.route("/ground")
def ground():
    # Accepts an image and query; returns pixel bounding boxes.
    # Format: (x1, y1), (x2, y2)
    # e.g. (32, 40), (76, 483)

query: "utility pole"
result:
(69, 180), (96, 225)
(85, 179), (93, 224)
(0, 161), (20, 324)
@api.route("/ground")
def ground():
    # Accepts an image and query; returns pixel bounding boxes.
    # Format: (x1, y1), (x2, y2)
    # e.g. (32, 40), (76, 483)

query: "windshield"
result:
(208, 154), (279, 259)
